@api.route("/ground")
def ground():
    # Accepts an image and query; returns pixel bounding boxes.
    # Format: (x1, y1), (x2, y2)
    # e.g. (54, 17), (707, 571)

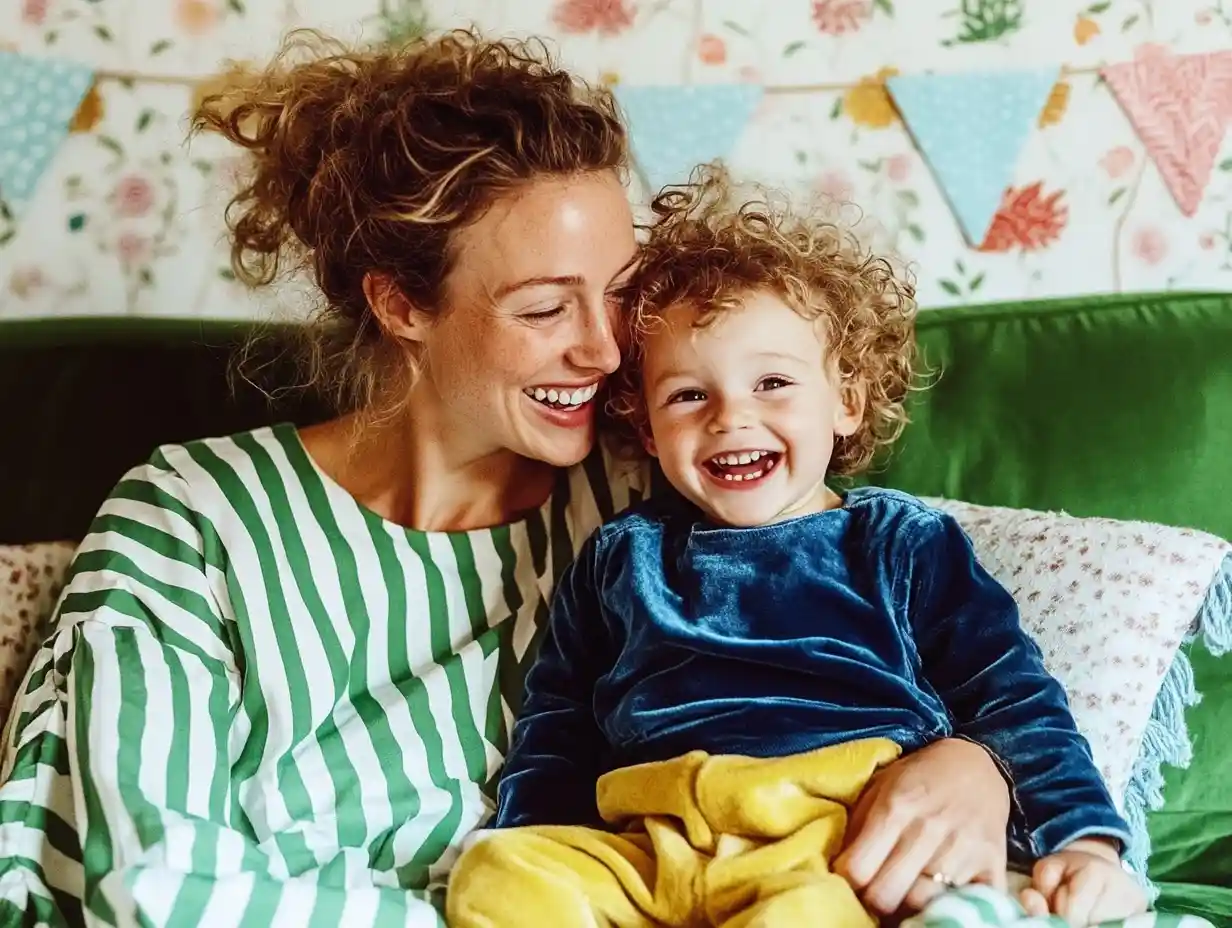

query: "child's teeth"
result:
(714, 451), (773, 466)
(547, 389), (559, 403)
(533, 388), (547, 400)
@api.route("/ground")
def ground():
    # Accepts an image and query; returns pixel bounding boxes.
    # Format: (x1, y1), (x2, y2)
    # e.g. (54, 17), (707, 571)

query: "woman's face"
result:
(415, 170), (638, 468)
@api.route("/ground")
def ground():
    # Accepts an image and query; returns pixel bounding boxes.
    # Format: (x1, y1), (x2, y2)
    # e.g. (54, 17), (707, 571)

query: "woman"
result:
(0, 29), (1012, 927)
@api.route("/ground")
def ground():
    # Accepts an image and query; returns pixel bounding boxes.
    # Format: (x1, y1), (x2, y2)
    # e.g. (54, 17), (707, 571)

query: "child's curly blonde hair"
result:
(607, 164), (919, 477)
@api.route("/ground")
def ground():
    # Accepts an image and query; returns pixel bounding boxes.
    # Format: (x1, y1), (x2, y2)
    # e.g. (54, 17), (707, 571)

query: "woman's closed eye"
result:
(521, 305), (567, 322)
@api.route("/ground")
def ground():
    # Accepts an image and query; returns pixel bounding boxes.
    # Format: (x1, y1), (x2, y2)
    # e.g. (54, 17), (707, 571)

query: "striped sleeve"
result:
(0, 461), (444, 927)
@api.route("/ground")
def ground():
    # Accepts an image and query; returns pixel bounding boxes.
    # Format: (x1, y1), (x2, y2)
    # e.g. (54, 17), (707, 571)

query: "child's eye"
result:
(756, 376), (793, 391)
(667, 389), (706, 405)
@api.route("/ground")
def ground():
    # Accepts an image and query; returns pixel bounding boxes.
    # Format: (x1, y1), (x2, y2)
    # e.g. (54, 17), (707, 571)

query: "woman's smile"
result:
(522, 381), (602, 429)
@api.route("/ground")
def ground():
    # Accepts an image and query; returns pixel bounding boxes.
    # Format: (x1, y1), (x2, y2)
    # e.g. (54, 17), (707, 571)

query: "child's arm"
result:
(494, 533), (615, 829)
(904, 509), (1131, 859)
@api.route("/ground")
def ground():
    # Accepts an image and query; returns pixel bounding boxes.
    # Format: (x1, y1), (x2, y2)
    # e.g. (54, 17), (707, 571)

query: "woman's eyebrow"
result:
(492, 275), (585, 300)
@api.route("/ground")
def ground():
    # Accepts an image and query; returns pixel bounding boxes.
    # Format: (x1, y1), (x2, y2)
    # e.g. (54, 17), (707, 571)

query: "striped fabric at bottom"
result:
(905, 886), (1215, 928)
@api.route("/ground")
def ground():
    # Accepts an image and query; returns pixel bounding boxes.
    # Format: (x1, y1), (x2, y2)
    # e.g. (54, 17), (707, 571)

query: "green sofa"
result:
(1, 290), (1230, 922)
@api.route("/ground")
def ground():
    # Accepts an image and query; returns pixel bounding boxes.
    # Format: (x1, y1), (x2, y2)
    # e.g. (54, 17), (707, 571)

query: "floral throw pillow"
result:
(0, 542), (76, 724)
(926, 498), (1231, 880)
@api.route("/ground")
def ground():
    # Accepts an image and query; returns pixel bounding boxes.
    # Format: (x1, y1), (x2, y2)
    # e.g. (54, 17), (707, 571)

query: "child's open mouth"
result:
(704, 450), (781, 485)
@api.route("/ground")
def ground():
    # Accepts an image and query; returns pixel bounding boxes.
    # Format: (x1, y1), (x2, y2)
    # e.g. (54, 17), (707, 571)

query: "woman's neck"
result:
(300, 412), (558, 533)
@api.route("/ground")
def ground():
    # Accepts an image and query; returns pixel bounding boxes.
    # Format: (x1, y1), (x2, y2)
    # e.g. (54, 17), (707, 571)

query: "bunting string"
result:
(80, 62), (1111, 92)
(2, 48), (1230, 252)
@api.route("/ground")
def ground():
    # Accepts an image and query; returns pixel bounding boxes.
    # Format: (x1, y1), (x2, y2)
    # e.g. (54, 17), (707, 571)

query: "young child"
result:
(447, 168), (1148, 928)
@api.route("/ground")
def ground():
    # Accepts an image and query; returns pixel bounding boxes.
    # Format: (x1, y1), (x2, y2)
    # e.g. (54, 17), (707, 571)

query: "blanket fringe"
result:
(1122, 552), (1232, 899)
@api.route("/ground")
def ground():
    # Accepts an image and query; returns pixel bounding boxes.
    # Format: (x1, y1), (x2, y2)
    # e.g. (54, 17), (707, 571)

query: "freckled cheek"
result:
(767, 398), (827, 429)
(653, 416), (704, 466)
(474, 330), (559, 388)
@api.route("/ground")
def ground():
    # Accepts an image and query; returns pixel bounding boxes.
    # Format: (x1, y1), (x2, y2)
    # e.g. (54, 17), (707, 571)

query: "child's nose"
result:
(707, 397), (754, 433)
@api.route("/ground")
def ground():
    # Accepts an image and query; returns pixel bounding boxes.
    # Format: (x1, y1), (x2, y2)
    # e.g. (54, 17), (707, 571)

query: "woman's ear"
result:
(834, 379), (867, 438)
(363, 271), (429, 343)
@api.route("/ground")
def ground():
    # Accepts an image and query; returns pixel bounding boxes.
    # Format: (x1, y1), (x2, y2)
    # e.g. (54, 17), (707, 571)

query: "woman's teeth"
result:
(525, 383), (598, 408)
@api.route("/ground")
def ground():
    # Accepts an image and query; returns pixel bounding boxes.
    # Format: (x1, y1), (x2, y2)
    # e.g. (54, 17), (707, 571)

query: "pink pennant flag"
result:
(1102, 46), (1232, 216)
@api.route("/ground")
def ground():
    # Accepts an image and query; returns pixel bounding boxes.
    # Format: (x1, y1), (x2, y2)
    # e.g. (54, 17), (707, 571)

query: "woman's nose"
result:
(570, 304), (622, 374)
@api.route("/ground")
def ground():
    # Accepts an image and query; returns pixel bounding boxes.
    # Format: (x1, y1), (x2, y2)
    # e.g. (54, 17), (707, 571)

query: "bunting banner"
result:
(887, 68), (1059, 247)
(1102, 47), (1232, 217)
(614, 84), (763, 195)
(0, 51), (95, 220)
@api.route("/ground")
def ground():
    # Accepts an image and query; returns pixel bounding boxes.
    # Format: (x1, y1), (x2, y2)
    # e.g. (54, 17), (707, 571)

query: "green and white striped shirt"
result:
(0, 423), (645, 927)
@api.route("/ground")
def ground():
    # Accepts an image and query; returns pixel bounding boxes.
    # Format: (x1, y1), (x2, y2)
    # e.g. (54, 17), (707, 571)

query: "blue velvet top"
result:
(495, 486), (1130, 861)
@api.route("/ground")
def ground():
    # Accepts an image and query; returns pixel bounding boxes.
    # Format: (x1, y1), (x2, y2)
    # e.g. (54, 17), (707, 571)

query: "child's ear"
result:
(833, 379), (866, 438)
(639, 425), (658, 458)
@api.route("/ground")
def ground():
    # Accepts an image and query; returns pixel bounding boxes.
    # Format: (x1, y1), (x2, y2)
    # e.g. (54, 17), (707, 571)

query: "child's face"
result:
(640, 289), (863, 527)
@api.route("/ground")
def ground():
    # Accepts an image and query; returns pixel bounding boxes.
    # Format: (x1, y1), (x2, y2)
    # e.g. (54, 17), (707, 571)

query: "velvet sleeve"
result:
(494, 532), (614, 829)
(905, 510), (1131, 858)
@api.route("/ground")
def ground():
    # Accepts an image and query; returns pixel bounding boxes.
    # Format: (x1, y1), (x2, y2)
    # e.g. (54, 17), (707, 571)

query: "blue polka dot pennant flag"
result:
(614, 84), (763, 195)
(887, 69), (1058, 247)
(0, 51), (95, 220)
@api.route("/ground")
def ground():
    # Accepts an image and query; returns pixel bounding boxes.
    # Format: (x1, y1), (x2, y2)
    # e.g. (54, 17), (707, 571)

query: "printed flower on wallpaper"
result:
(21, 0), (47, 26)
(18, 85), (207, 311)
(793, 148), (927, 261)
(697, 34), (727, 65)
(978, 182), (1068, 252)
(942, 0), (1023, 47)
(1131, 225), (1169, 266)
(839, 68), (900, 128)
(720, 0), (895, 73)
(175, 0), (224, 36)
(811, 1), (871, 35)
(1073, 0), (1152, 42)
(111, 175), (156, 219)
(552, 0), (636, 36)
(379, 0), (431, 44)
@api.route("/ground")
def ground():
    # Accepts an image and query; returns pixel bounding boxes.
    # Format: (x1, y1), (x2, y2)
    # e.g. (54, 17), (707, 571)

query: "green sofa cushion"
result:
(872, 291), (1232, 542)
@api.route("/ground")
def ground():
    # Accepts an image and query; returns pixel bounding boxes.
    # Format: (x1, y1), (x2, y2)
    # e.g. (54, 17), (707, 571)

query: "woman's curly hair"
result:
(191, 27), (627, 419)
(607, 163), (919, 477)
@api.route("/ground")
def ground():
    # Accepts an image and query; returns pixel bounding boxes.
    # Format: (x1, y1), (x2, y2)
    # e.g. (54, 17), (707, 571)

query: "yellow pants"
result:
(447, 738), (901, 928)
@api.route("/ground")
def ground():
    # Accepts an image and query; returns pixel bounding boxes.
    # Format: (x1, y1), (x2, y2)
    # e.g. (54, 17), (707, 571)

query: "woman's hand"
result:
(834, 738), (1011, 917)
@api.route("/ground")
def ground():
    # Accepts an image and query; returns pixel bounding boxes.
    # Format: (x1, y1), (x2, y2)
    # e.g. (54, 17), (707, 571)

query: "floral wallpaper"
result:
(2, 0), (1232, 318)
